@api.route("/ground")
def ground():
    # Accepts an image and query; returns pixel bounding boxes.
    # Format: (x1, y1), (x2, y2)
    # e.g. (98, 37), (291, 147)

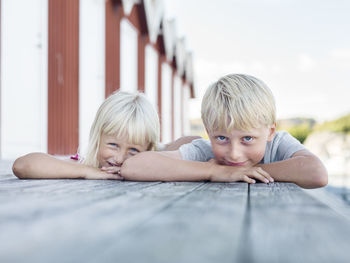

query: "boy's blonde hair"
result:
(201, 74), (276, 133)
(83, 90), (160, 167)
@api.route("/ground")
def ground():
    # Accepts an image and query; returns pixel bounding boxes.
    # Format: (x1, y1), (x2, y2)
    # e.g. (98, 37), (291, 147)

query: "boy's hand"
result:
(83, 166), (124, 180)
(209, 159), (274, 184)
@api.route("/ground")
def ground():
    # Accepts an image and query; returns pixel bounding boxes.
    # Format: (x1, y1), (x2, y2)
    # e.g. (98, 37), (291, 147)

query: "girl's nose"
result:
(113, 152), (127, 166)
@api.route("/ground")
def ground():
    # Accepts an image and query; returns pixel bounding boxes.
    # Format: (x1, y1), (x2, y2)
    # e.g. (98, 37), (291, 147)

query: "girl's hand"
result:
(209, 159), (274, 184)
(84, 167), (124, 180)
(100, 166), (124, 180)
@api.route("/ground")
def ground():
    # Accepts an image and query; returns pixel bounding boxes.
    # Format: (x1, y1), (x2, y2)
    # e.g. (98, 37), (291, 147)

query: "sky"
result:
(163, 0), (350, 122)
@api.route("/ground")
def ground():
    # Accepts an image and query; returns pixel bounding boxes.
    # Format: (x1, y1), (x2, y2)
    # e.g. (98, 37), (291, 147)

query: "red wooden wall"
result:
(48, 0), (79, 154)
(105, 0), (122, 97)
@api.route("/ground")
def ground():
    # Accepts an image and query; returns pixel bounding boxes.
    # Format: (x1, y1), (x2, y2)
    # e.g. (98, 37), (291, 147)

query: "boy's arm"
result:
(121, 151), (212, 181)
(256, 149), (328, 189)
(121, 150), (273, 183)
(12, 153), (123, 180)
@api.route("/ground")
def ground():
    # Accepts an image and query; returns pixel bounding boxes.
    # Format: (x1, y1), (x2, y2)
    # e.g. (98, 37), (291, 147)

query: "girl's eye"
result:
(108, 143), (118, 147)
(242, 136), (253, 142)
(217, 136), (228, 142)
(129, 148), (140, 154)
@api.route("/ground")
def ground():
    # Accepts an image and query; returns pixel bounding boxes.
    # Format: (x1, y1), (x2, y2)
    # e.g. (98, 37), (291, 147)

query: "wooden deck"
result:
(1, 160), (350, 263)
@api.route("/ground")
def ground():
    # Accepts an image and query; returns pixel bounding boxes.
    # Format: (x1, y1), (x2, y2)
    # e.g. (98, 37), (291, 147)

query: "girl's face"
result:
(97, 133), (149, 168)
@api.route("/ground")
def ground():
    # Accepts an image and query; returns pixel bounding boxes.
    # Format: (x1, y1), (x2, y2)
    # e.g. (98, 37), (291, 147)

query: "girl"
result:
(12, 91), (160, 180)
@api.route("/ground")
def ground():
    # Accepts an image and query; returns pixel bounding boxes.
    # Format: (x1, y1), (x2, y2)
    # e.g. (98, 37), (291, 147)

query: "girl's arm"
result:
(256, 149), (328, 189)
(121, 151), (273, 184)
(163, 136), (201, 151)
(12, 153), (123, 180)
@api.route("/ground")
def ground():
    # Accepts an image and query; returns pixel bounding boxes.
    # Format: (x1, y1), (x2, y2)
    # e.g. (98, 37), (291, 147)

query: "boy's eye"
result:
(217, 136), (228, 142)
(242, 136), (253, 142)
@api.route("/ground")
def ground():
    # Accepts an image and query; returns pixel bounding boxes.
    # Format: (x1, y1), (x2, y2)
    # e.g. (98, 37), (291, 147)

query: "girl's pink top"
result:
(70, 153), (80, 161)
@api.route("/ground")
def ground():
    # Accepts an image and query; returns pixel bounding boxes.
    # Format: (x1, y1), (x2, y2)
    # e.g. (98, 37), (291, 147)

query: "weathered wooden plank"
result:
(0, 173), (161, 218)
(0, 181), (206, 263)
(245, 182), (350, 263)
(304, 187), (350, 220)
(0, 179), (160, 224)
(2, 160), (350, 263)
(0, 160), (14, 180)
(94, 182), (248, 263)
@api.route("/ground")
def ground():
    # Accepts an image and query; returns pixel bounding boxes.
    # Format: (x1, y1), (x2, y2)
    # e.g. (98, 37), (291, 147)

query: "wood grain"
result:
(1, 166), (350, 263)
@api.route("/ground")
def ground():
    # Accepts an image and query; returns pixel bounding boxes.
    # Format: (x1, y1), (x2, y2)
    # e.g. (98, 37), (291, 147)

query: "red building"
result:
(0, 0), (195, 158)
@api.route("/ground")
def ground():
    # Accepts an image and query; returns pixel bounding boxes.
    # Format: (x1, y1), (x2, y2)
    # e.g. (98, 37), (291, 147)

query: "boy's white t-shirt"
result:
(179, 131), (306, 163)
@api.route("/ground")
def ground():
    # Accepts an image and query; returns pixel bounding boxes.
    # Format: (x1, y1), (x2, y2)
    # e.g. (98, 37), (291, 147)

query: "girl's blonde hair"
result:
(201, 74), (276, 133)
(82, 90), (160, 167)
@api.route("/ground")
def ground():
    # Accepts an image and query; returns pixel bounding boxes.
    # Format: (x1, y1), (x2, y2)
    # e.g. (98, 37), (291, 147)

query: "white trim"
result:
(183, 83), (191, 136)
(161, 62), (172, 143)
(79, 0), (105, 156)
(145, 44), (159, 110)
(143, 0), (163, 44)
(162, 19), (176, 62)
(120, 18), (138, 93)
(185, 52), (194, 85)
(175, 38), (186, 76)
(121, 0), (140, 16)
(173, 75), (182, 140)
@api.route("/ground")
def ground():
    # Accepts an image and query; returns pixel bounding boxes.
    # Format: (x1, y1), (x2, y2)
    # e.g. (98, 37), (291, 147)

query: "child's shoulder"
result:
(273, 130), (293, 142)
(179, 138), (213, 161)
(264, 131), (306, 163)
(273, 131), (303, 145)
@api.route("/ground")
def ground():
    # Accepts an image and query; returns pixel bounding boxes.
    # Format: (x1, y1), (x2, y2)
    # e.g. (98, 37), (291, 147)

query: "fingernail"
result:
(265, 179), (269, 183)
(270, 178), (274, 182)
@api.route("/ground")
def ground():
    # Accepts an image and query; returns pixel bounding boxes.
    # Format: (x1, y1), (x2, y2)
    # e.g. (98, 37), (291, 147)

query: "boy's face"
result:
(208, 125), (276, 167)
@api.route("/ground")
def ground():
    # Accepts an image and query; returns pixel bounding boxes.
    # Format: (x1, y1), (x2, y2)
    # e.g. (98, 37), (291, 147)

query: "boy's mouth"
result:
(224, 160), (247, 167)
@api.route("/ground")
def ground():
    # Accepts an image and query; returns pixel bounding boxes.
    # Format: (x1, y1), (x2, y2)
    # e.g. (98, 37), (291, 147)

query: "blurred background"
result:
(164, 0), (350, 198)
(1, 0), (349, 198)
(165, 0), (350, 122)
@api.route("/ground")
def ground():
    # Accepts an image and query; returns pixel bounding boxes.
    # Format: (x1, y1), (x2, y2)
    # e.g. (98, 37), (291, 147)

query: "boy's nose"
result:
(228, 145), (243, 162)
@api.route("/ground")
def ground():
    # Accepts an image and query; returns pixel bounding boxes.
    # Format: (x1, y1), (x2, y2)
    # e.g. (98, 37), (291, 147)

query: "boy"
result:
(118, 74), (327, 189)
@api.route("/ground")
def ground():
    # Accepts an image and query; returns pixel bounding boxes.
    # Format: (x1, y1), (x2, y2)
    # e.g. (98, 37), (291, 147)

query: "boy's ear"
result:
(205, 127), (210, 137)
(267, 123), (276, 141)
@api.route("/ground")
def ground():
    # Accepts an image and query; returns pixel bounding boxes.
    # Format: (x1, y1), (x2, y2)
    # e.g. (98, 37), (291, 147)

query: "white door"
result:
(1, 0), (48, 159)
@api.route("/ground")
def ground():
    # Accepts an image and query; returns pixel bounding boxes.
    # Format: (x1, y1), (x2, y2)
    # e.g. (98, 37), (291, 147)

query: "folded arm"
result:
(12, 153), (122, 180)
(163, 136), (202, 151)
(121, 150), (273, 184)
(256, 149), (328, 189)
